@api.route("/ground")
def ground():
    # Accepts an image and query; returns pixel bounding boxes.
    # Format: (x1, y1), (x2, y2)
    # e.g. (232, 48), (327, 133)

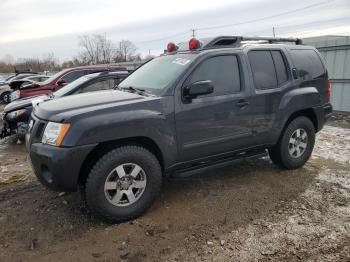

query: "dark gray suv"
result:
(26, 36), (332, 222)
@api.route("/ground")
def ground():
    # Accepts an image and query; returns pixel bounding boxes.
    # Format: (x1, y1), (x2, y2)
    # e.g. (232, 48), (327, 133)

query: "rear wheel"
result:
(269, 116), (315, 169)
(85, 146), (162, 222)
(1, 92), (11, 103)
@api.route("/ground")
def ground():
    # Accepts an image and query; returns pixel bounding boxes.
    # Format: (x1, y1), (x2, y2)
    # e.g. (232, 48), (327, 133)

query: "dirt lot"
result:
(0, 104), (349, 262)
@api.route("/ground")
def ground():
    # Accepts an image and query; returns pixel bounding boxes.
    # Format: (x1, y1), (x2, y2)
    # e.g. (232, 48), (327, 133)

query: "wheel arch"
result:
(78, 136), (165, 186)
(277, 108), (318, 146)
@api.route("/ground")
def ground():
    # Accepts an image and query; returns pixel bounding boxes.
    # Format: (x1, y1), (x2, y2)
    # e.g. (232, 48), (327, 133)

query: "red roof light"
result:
(167, 42), (177, 53)
(189, 38), (201, 50)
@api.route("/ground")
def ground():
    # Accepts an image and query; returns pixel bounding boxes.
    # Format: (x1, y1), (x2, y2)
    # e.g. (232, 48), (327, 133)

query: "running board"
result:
(170, 150), (267, 178)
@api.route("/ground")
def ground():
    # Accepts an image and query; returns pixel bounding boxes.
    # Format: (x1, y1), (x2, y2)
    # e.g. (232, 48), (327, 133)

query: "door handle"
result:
(236, 99), (249, 108)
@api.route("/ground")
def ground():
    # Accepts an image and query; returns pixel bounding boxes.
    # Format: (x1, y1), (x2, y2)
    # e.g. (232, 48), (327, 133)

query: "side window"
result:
(115, 76), (126, 86)
(62, 70), (85, 83)
(271, 51), (288, 85)
(248, 50), (277, 90)
(189, 55), (241, 96)
(290, 49), (325, 80)
(80, 79), (115, 93)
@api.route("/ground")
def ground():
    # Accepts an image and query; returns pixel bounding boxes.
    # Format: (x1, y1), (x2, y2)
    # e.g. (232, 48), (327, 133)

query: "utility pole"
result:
(191, 29), (196, 38)
(272, 27), (276, 38)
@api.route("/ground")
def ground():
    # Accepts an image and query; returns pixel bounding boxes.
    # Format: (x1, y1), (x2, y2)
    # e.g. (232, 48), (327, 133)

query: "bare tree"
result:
(78, 34), (116, 64)
(41, 53), (59, 71)
(116, 40), (137, 62)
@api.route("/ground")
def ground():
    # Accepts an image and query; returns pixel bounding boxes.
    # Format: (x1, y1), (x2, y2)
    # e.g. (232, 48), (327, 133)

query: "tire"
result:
(269, 116), (315, 169)
(85, 145), (162, 223)
(1, 92), (11, 104)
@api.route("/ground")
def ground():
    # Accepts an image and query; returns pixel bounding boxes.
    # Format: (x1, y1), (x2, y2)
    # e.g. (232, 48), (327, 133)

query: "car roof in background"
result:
(62, 65), (127, 72)
(85, 71), (129, 79)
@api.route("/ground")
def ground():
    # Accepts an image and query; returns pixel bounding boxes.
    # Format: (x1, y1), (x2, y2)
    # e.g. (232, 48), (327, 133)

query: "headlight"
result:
(42, 122), (70, 147)
(7, 109), (27, 120)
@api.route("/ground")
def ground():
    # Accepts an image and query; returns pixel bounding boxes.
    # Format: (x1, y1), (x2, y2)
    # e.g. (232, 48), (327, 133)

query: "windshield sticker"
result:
(172, 58), (191, 66)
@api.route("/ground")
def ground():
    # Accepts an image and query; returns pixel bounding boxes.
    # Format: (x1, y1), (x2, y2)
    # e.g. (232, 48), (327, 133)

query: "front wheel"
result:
(85, 146), (162, 222)
(1, 92), (11, 103)
(269, 116), (315, 169)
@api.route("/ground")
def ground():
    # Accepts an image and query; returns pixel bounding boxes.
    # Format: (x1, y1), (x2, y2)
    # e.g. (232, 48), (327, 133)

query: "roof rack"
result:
(203, 36), (302, 49)
(241, 36), (303, 45)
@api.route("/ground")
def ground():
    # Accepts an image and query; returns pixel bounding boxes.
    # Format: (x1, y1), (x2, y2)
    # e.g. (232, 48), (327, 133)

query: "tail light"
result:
(327, 79), (331, 102)
(189, 38), (201, 50)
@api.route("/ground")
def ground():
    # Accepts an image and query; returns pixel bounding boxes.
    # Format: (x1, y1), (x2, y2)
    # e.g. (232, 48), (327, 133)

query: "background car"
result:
(0, 74), (48, 103)
(1, 71), (129, 140)
(9, 75), (50, 90)
(10, 65), (127, 101)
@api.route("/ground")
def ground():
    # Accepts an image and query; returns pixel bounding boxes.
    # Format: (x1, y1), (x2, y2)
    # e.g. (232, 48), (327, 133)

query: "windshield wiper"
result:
(118, 86), (150, 96)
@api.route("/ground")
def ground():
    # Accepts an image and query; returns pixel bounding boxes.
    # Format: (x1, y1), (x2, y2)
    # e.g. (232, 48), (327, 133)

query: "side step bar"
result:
(170, 149), (267, 178)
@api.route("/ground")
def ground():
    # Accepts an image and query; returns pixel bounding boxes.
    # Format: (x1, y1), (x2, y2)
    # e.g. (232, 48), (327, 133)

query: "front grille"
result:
(29, 114), (47, 143)
(35, 122), (46, 139)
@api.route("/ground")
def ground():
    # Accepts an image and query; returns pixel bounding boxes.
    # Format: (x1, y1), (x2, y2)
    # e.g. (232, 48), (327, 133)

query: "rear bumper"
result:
(323, 103), (333, 120)
(27, 137), (96, 192)
(313, 103), (333, 132)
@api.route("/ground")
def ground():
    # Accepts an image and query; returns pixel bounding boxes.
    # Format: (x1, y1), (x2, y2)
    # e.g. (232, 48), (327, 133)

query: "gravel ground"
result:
(0, 104), (349, 262)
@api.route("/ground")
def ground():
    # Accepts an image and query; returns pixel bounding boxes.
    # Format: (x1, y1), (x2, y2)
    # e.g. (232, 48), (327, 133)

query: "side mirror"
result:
(56, 79), (66, 86)
(184, 80), (214, 99)
(292, 68), (298, 79)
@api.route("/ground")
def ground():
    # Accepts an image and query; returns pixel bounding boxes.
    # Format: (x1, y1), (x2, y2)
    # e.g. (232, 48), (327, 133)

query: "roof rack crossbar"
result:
(202, 36), (302, 49)
(241, 36), (302, 45)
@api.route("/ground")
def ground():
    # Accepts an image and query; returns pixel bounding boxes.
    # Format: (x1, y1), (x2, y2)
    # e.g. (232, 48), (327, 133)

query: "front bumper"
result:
(27, 135), (96, 192)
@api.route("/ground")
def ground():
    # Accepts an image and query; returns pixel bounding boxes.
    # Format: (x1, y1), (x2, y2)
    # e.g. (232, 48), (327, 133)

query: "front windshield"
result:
(53, 75), (91, 97)
(119, 54), (196, 95)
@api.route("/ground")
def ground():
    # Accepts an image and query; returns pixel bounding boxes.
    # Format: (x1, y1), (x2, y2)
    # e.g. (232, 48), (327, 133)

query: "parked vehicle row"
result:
(1, 71), (129, 139)
(0, 72), (41, 103)
(22, 36), (332, 222)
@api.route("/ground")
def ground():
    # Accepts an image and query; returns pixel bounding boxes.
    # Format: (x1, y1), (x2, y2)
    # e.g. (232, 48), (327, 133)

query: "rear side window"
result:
(80, 78), (116, 93)
(189, 55), (241, 96)
(290, 49), (325, 80)
(62, 70), (85, 83)
(271, 51), (288, 85)
(248, 51), (277, 90)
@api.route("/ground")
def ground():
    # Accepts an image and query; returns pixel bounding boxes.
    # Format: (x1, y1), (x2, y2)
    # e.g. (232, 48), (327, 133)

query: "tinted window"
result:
(248, 51), (277, 90)
(290, 49), (325, 80)
(81, 78), (116, 93)
(62, 70), (85, 83)
(189, 55), (240, 96)
(271, 51), (288, 85)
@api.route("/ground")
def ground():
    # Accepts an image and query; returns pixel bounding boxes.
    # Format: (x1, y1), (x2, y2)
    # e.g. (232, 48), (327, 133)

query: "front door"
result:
(175, 53), (253, 162)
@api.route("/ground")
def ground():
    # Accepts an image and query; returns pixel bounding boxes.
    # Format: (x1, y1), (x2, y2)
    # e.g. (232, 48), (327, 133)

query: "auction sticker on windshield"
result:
(172, 58), (191, 66)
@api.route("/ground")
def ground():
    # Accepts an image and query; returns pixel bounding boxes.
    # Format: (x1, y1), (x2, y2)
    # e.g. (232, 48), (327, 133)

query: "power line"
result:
(133, 0), (337, 46)
(135, 30), (190, 44)
(196, 0), (336, 31)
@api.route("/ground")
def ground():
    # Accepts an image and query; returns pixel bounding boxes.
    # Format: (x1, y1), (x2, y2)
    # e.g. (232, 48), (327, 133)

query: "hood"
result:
(34, 90), (157, 122)
(4, 95), (50, 113)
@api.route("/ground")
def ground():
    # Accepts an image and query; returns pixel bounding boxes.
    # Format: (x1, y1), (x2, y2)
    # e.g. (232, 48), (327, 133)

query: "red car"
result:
(10, 65), (127, 101)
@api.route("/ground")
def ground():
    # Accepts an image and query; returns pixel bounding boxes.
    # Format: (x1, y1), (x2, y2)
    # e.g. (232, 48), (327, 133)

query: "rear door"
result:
(175, 52), (254, 161)
(246, 48), (293, 145)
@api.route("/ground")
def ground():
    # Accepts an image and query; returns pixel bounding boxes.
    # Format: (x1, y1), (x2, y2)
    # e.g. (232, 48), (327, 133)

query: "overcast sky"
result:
(0, 0), (349, 61)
